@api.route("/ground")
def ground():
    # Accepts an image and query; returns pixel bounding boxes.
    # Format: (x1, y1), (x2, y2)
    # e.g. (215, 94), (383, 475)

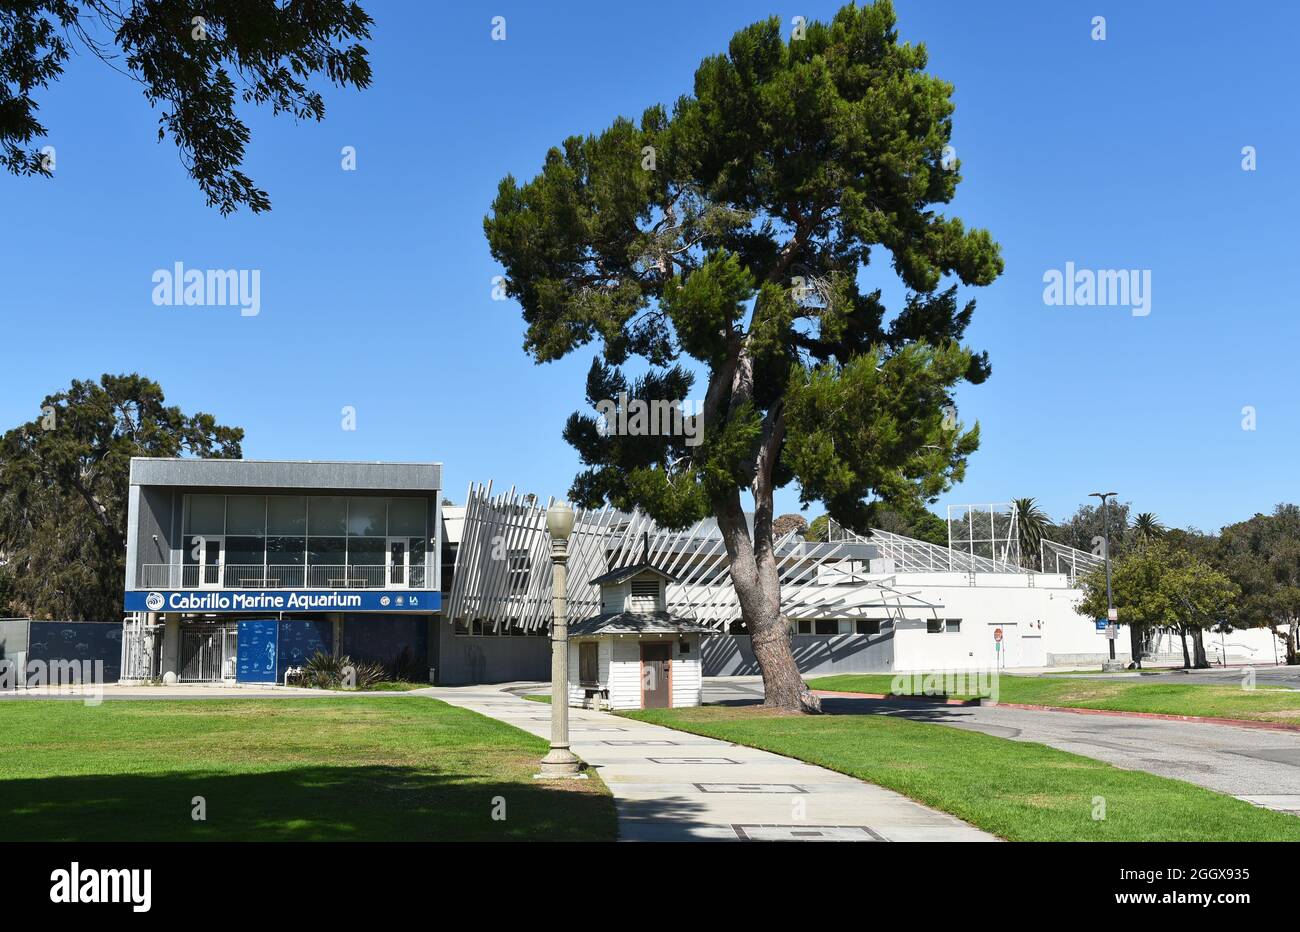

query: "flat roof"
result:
(129, 457), (442, 492)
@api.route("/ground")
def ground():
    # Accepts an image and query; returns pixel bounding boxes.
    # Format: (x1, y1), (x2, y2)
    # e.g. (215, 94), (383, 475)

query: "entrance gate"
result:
(179, 624), (237, 683)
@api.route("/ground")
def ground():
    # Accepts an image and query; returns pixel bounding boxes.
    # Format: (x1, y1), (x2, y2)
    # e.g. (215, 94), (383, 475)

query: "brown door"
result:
(640, 642), (672, 709)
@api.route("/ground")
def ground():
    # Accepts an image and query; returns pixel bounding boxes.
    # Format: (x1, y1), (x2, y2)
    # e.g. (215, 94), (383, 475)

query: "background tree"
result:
(1010, 497), (1052, 569)
(1216, 506), (1300, 664)
(0, 374), (242, 620)
(772, 513), (808, 539)
(1, 0), (373, 213)
(1056, 500), (1131, 560)
(485, 1), (1002, 711)
(1076, 542), (1237, 669)
(1130, 512), (1165, 549)
(804, 514), (830, 543)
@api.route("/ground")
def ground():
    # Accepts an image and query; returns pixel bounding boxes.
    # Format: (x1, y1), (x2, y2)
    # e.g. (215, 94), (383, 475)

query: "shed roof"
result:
(568, 611), (719, 637)
(586, 563), (679, 587)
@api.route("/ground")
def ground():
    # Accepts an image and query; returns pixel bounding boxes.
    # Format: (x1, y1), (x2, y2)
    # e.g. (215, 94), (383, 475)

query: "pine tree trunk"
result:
(713, 487), (820, 713)
(1288, 624), (1299, 665)
(750, 613), (820, 712)
(1179, 628), (1191, 668)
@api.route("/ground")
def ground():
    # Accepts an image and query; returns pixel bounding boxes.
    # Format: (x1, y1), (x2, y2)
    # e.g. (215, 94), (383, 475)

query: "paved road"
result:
(424, 684), (996, 842)
(703, 677), (1300, 816)
(1046, 665), (1300, 689)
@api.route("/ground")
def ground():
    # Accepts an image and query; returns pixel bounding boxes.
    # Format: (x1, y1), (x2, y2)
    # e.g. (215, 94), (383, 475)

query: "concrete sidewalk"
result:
(420, 684), (997, 842)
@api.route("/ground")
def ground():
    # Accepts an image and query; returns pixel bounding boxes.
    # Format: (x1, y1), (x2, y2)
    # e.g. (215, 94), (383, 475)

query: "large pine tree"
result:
(485, 1), (1002, 711)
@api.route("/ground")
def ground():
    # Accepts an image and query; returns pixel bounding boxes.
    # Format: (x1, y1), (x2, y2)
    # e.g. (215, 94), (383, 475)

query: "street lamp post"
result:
(537, 501), (583, 778)
(1090, 491), (1121, 670)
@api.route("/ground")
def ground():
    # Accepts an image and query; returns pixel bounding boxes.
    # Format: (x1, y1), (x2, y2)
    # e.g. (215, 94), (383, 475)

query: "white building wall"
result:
(607, 637), (643, 710)
(670, 635), (703, 707)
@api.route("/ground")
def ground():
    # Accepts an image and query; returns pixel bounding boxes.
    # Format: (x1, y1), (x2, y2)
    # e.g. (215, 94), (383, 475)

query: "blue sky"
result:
(1, 1), (1295, 533)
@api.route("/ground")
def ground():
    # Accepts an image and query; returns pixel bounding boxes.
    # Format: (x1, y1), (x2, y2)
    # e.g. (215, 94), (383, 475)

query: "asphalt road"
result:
(1051, 665), (1300, 689)
(703, 677), (1300, 816)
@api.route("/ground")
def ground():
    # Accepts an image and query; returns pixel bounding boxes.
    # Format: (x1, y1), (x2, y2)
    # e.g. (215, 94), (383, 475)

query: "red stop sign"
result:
(993, 627), (1003, 643)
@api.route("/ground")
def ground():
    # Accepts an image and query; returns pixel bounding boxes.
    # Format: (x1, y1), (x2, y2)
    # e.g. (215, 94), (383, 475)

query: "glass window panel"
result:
(268, 536), (306, 565)
(388, 498), (425, 536)
(796, 620), (813, 635)
(186, 495), (225, 534)
(814, 619), (838, 635)
(267, 496), (306, 534)
(348, 537), (384, 565)
(347, 497), (387, 537)
(309, 497), (347, 535)
(225, 536), (265, 567)
(308, 537), (347, 565)
(856, 619), (881, 635)
(182, 534), (210, 565)
(225, 496), (265, 535)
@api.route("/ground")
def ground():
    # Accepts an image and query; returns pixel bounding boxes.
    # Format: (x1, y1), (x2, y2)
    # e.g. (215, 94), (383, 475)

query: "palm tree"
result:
(1131, 512), (1165, 550)
(1011, 497), (1054, 570)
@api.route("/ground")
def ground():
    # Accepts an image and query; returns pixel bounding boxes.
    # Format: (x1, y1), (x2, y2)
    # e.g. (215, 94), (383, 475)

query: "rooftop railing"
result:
(136, 562), (433, 590)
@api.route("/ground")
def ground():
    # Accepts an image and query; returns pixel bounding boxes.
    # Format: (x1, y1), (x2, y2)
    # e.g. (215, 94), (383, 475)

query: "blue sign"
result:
(124, 590), (440, 613)
(237, 619), (278, 683)
(1095, 619), (1108, 631)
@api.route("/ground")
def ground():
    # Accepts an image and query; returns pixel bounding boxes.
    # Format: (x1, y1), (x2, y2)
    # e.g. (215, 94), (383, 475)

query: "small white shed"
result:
(566, 564), (719, 711)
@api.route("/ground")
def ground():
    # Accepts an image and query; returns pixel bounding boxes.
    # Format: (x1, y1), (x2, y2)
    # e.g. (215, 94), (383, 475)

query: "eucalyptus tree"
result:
(0, 374), (242, 620)
(485, 1), (1002, 710)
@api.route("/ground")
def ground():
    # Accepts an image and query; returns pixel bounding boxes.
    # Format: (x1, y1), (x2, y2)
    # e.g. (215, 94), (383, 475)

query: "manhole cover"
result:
(732, 824), (886, 841)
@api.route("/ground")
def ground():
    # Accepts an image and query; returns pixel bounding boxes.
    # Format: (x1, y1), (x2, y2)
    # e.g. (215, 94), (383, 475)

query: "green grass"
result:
(1, 698), (616, 842)
(624, 705), (1300, 841)
(808, 672), (1300, 725)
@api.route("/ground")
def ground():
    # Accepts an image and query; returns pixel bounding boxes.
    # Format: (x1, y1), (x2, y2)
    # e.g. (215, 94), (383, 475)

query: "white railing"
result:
(136, 562), (434, 590)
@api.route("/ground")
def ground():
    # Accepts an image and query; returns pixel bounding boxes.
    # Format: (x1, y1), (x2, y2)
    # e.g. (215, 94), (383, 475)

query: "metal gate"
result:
(120, 615), (162, 683)
(179, 625), (237, 683)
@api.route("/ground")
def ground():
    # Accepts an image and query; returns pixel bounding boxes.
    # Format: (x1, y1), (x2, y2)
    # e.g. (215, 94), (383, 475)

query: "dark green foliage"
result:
(0, 374), (242, 620)
(1, 1), (372, 212)
(484, 0), (1003, 535)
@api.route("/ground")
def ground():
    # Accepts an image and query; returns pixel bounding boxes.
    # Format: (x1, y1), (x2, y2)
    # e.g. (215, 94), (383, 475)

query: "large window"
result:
(180, 493), (430, 586)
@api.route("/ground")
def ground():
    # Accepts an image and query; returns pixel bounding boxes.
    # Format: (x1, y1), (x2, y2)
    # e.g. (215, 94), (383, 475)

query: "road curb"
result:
(992, 702), (1300, 732)
(812, 691), (1300, 730)
(812, 690), (981, 707)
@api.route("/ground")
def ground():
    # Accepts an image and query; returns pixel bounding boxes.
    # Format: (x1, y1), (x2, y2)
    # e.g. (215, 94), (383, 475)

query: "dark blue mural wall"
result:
(236, 619), (279, 683)
(26, 621), (122, 682)
(277, 619), (332, 671)
(342, 615), (427, 673)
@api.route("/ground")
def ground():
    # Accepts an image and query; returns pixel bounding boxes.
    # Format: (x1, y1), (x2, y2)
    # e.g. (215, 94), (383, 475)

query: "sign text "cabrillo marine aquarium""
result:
(123, 590), (442, 613)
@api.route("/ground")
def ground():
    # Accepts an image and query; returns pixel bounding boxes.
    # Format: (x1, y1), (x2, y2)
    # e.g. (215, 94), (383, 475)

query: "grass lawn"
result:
(625, 705), (1300, 841)
(1, 698), (616, 842)
(808, 672), (1300, 725)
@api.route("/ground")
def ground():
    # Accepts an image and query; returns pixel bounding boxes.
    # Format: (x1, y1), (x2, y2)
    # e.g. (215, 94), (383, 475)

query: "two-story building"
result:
(122, 458), (442, 684)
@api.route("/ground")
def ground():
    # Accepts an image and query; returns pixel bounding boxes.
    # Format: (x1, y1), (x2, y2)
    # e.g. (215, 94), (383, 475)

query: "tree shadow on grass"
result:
(0, 765), (617, 842)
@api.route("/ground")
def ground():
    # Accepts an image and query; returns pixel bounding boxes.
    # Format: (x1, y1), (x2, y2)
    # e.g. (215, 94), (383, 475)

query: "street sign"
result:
(1107, 607), (1118, 622)
(1095, 619), (1108, 631)
(993, 627), (1003, 643)
(1105, 624), (1119, 640)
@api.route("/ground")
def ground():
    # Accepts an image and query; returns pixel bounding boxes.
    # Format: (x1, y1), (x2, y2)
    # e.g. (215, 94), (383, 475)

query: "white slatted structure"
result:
(446, 483), (944, 631)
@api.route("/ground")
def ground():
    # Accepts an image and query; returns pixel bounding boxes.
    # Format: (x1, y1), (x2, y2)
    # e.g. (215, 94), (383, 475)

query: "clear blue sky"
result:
(1, 1), (1295, 533)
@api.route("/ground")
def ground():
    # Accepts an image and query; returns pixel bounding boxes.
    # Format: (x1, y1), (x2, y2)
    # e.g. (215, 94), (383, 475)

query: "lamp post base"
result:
(1101, 660), (1124, 672)
(535, 747), (585, 779)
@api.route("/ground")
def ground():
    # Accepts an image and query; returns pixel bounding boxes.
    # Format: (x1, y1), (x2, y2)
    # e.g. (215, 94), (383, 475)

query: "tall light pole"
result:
(1090, 491), (1120, 669)
(537, 500), (582, 778)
